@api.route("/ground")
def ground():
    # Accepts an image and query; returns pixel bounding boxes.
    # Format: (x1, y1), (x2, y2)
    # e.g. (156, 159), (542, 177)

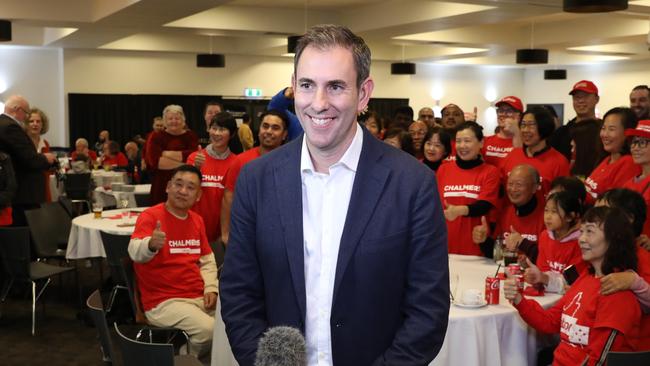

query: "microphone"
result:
(254, 326), (306, 366)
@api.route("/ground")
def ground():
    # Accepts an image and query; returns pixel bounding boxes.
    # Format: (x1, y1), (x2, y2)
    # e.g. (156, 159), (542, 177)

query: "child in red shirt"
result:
(524, 191), (586, 293)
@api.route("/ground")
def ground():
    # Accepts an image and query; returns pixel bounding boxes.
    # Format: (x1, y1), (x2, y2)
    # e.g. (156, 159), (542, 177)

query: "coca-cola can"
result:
(507, 263), (522, 276)
(515, 275), (525, 294)
(485, 276), (500, 305)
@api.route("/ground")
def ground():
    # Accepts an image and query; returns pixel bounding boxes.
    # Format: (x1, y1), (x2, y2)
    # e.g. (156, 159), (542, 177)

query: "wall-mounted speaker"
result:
(196, 54), (225, 68)
(544, 69), (567, 80)
(516, 49), (549, 64)
(391, 62), (416, 75)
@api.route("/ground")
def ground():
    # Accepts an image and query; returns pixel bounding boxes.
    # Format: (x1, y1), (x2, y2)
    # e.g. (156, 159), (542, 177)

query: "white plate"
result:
(453, 300), (488, 309)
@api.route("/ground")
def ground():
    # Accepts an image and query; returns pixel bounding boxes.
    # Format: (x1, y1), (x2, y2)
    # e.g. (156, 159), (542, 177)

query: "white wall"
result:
(524, 60), (650, 121)
(0, 46), (65, 146)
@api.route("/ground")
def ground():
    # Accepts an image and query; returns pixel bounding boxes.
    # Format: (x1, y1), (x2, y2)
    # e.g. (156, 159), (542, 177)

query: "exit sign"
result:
(244, 88), (262, 98)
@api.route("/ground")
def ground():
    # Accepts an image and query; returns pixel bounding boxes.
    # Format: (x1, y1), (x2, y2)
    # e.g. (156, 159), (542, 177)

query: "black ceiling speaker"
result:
(516, 49), (549, 64)
(391, 62), (416, 75)
(196, 54), (225, 68)
(287, 35), (301, 54)
(544, 69), (567, 80)
(564, 0), (627, 12)
(0, 20), (11, 42)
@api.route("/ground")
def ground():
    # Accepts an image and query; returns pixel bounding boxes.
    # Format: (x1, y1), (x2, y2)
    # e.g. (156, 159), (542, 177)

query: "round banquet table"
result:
(66, 208), (145, 260)
(95, 184), (151, 208)
(210, 254), (562, 366)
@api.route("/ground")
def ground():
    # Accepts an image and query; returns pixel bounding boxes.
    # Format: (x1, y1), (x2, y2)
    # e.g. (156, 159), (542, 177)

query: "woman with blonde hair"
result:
(145, 105), (198, 204)
(27, 108), (53, 201)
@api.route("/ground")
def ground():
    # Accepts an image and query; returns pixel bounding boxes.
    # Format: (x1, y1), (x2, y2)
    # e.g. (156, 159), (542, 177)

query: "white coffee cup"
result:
(461, 289), (483, 305)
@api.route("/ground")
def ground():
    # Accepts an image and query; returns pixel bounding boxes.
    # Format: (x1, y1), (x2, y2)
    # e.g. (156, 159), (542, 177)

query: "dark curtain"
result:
(68, 94), (224, 150)
(68, 93), (408, 150)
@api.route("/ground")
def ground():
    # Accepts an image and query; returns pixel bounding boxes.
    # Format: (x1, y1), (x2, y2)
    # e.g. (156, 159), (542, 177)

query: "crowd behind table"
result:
(1, 79), (650, 365)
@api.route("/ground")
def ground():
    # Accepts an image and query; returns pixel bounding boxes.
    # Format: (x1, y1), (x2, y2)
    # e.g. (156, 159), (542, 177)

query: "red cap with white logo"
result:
(495, 96), (523, 113)
(625, 120), (650, 140)
(569, 80), (598, 96)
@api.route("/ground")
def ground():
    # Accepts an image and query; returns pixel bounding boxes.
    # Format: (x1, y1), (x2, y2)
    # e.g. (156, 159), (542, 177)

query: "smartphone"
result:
(562, 265), (579, 285)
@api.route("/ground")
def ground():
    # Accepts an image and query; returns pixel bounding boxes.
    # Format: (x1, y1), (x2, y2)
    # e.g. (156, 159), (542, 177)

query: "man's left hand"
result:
(204, 292), (218, 310)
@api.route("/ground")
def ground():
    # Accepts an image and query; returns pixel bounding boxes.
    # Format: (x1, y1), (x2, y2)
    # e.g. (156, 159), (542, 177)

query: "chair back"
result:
(120, 254), (147, 324)
(0, 227), (31, 279)
(24, 205), (71, 258)
(99, 231), (130, 286)
(607, 351), (650, 365)
(86, 289), (116, 363)
(64, 172), (92, 200)
(133, 193), (151, 208)
(113, 323), (174, 366)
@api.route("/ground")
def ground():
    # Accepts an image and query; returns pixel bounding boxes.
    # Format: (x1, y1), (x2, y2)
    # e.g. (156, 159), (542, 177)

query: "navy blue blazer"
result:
(220, 127), (450, 366)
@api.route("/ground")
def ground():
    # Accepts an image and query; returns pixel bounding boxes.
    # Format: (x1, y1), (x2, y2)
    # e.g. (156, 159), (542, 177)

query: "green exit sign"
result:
(244, 88), (262, 97)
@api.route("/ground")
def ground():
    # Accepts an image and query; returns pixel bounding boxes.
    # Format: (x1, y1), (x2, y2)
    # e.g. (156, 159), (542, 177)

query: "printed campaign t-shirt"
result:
(585, 155), (640, 202)
(131, 203), (212, 311)
(437, 160), (500, 256)
(482, 134), (514, 168)
(186, 151), (238, 242)
(501, 147), (570, 197)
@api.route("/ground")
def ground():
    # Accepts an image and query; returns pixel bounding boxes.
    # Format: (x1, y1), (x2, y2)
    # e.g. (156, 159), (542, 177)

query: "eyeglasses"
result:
(630, 137), (650, 149)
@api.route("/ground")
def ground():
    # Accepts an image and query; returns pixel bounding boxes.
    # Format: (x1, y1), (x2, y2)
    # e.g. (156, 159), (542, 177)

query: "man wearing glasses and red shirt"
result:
(482, 95), (523, 168)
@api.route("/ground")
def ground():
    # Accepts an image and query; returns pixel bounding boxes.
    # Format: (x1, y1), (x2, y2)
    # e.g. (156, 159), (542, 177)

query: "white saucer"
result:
(453, 300), (488, 309)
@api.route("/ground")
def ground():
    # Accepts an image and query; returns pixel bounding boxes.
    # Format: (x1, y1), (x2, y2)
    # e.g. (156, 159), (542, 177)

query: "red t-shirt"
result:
(501, 147), (570, 197)
(493, 199), (545, 242)
(622, 175), (650, 237)
(536, 229), (587, 274)
(443, 141), (457, 163)
(131, 204), (211, 311)
(0, 207), (12, 226)
(482, 134), (514, 168)
(145, 130), (199, 205)
(224, 146), (263, 192)
(437, 161), (500, 256)
(516, 274), (641, 366)
(585, 155), (640, 202)
(186, 150), (239, 243)
(102, 152), (128, 167)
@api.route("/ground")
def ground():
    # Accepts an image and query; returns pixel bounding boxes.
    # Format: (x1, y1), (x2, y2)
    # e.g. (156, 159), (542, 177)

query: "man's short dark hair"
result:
(204, 101), (223, 114)
(171, 164), (202, 183)
(294, 24), (371, 89)
(632, 85), (650, 94)
(393, 105), (414, 120)
(210, 111), (238, 137)
(599, 188), (647, 237)
(260, 109), (289, 130)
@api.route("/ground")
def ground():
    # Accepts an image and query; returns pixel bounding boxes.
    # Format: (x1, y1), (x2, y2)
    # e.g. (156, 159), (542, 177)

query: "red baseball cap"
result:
(569, 80), (598, 96)
(495, 96), (523, 113)
(625, 120), (650, 140)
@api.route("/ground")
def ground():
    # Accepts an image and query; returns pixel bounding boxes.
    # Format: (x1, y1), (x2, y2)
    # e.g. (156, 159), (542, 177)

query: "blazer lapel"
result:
(273, 138), (307, 319)
(333, 131), (390, 303)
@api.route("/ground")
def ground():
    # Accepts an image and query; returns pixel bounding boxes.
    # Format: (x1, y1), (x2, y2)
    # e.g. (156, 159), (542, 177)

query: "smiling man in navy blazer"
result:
(220, 24), (449, 366)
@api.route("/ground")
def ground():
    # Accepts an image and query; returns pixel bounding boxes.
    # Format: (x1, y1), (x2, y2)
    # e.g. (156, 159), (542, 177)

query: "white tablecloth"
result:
(211, 254), (561, 366)
(66, 208), (144, 260)
(431, 254), (561, 366)
(94, 184), (151, 208)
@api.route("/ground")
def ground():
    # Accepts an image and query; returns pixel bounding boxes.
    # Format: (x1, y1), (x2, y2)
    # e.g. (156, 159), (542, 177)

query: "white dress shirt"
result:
(301, 124), (363, 366)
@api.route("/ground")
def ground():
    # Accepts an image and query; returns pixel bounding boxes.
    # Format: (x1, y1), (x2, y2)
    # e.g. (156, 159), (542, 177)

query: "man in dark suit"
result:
(0, 95), (56, 225)
(220, 25), (449, 366)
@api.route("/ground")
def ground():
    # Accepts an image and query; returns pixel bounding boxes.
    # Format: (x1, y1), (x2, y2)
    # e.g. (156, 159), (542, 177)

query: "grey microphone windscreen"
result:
(254, 326), (307, 366)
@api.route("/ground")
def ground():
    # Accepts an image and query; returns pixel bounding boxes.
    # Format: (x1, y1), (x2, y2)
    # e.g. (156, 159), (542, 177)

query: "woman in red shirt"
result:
(623, 120), (650, 237)
(505, 206), (641, 366)
(98, 140), (128, 169)
(585, 108), (640, 201)
(437, 122), (500, 256)
(501, 107), (570, 196)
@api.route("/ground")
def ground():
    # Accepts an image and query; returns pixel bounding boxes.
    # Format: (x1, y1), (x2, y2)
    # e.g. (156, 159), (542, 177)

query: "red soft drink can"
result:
(507, 263), (522, 276)
(515, 275), (525, 294)
(485, 276), (500, 305)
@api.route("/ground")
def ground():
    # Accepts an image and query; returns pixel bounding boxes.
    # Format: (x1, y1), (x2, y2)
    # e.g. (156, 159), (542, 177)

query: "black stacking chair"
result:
(99, 231), (131, 312)
(64, 172), (92, 214)
(24, 204), (72, 260)
(86, 289), (116, 363)
(133, 193), (151, 208)
(114, 323), (201, 366)
(0, 227), (75, 335)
